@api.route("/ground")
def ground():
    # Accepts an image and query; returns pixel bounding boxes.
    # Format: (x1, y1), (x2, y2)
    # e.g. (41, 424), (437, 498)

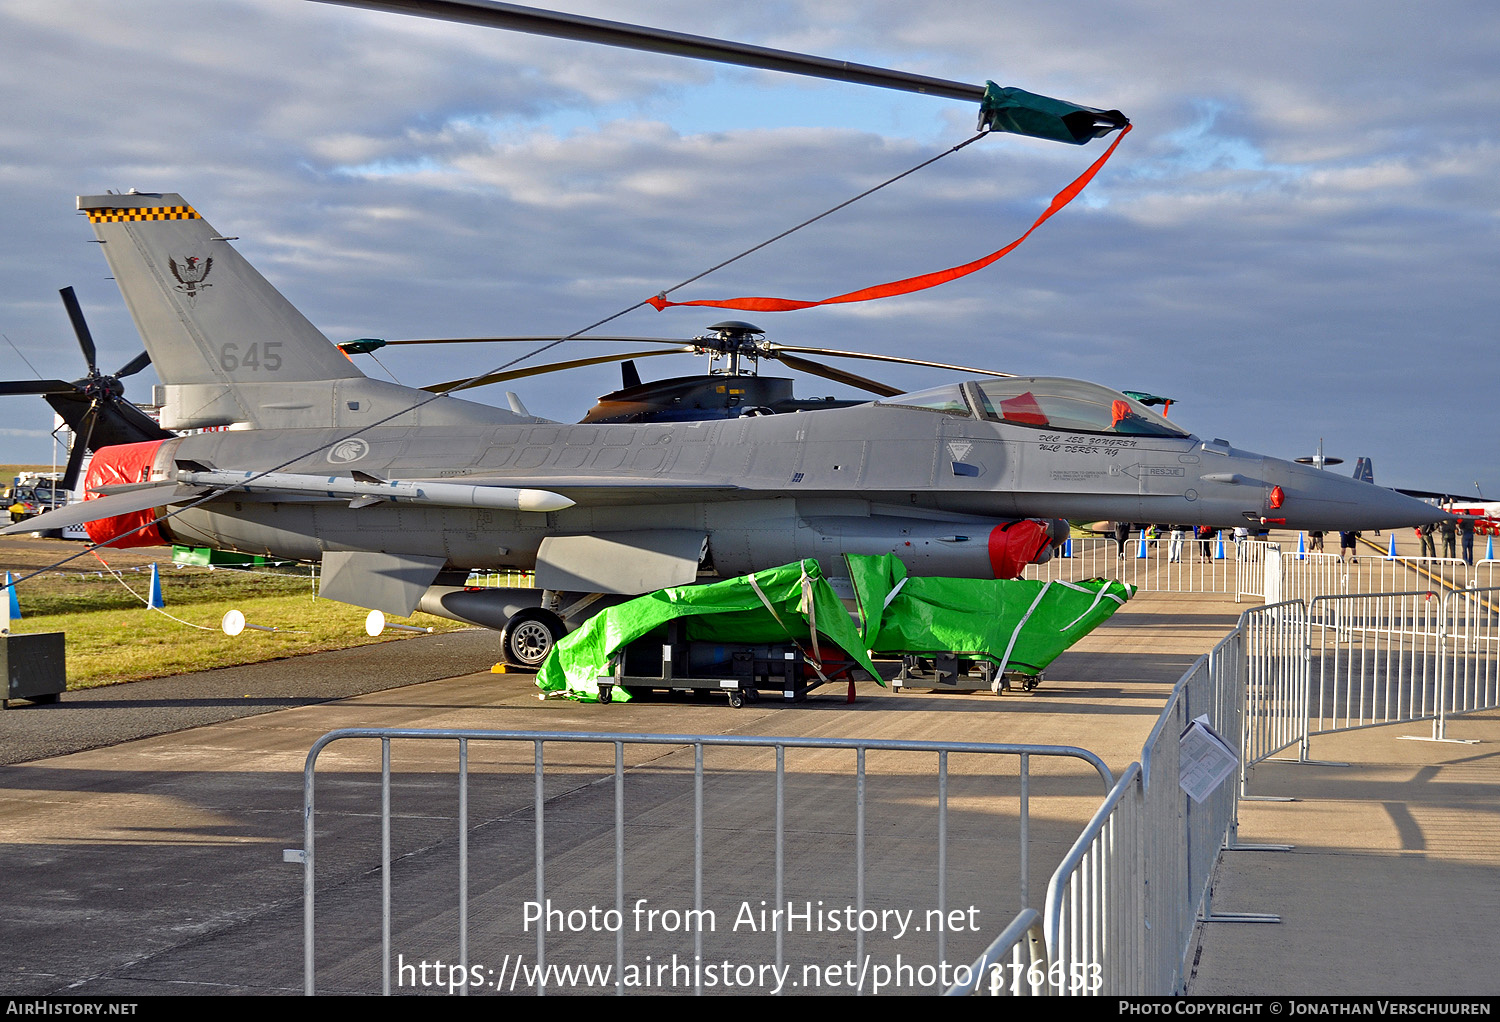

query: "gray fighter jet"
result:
(8, 192), (1440, 666)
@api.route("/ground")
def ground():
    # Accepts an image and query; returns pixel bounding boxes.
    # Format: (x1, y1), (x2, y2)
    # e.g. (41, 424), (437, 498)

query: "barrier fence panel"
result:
(1306, 590), (1442, 735)
(1341, 555), (1468, 597)
(1430, 584), (1500, 740)
(1238, 601), (1309, 773)
(1033, 542), (1489, 602)
(299, 729), (1114, 996)
(1142, 647), (1244, 992)
(1024, 534), (1242, 596)
(1024, 537), (1121, 585)
(1042, 637), (1247, 996)
(947, 909), (1050, 996)
(1041, 765), (1142, 996)
(962, 579), (1495, 997)
(1235, 540), (1277, 603)
(1277, 552), (1350, 605)
(1476, 559), (1500, 591)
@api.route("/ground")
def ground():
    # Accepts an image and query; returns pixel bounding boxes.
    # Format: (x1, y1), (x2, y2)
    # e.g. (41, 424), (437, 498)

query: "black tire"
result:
(727, 690), (744, 709)
(500, 609), (564, 669)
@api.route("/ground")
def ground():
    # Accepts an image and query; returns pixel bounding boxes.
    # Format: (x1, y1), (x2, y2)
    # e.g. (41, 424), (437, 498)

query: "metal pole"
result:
(694, 742), (704, 996)
(303, 753), (316, 995)
(615, 741), (624, 997)
(855, 746), (866, 994)
(381, 738), (391, 996)
(458, 738), (468, 995)
(1019, 751), (1030, 910)
(937, 749), (948, 969)
(775, 744), (785, 982)
(534, 739), (544, 995)
(313, 0), (989, 103)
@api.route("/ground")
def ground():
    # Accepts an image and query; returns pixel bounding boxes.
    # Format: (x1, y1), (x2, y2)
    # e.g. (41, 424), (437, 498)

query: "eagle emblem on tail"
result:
(169, 255), (214, 299)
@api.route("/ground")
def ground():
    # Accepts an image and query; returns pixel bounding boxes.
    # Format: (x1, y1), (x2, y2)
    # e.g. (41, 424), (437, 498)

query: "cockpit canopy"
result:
(877, 377), (1190, 438)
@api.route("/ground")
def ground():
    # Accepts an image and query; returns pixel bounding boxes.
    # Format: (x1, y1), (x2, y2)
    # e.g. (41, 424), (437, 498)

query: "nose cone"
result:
(1263, 457), (1440, 531)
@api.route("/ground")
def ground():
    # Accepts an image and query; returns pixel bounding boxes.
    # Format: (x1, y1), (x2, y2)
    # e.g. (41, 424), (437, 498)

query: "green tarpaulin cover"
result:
(845, 554), (1133, 676)
(535, 555), (1134, 702)
(535, 559), (880, 702)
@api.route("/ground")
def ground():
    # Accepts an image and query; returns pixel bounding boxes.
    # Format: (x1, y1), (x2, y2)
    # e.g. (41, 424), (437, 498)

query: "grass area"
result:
(7, 564), (472, 688)
(0, 464), (53, 483)
(14, 562), (320, 616)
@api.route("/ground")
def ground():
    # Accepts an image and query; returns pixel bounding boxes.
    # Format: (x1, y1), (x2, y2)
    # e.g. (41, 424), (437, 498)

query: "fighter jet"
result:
(7, 192), (1441, 667)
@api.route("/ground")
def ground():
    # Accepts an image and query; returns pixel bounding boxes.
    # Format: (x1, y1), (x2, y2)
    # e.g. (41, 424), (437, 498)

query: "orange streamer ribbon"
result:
(649, 123), (1130, 313)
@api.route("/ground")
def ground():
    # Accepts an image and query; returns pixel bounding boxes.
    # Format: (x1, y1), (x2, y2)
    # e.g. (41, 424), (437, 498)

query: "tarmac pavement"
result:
(1, 584), (1496, 996)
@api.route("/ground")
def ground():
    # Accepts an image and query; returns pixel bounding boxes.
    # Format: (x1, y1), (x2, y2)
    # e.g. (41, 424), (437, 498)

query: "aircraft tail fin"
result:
(1353, 457), (1374, 484)
(77, 192), (362, 389)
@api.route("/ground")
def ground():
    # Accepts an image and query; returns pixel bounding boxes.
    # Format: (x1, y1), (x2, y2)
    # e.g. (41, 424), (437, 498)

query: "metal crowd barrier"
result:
(1276, 551), (1351, 605)
(1023, 534), (1244, 596)
(299, 729), (1114, 995)
(1026, 540), (1495, 602)
(1475, 559), (1499, 591)
(956, 582), (1499, 997)
(947, 908), (1050, 995)
(1282, 552), (1468, 602)
(298, 583), (1500, 998)
(1238, 600), (1309, 773)
(1238, 586), (1499, 759)
(1428, 583), (1500, 741)
(1307, 590), (1443, 735)
(1038, 629), (1249, 996)
(1234, 540), (1277, 603)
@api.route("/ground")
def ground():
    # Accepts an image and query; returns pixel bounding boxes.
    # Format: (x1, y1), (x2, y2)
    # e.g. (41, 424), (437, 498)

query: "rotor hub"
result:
(699, 321), (766, 376)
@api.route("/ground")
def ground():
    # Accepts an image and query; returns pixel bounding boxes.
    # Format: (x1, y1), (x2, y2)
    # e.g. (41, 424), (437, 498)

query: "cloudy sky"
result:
(0, 0), (1495, 499)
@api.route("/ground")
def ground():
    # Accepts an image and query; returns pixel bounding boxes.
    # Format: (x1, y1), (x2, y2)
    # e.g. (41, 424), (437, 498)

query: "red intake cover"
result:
(987, 519), (1053, 579)
(83, 440), (169, 548)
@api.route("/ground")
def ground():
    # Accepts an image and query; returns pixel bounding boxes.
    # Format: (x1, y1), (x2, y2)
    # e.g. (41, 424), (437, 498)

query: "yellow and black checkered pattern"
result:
(85, 206), (200, 223)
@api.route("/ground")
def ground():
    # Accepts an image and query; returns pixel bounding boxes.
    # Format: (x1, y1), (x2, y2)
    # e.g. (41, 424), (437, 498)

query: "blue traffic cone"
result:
(1387, 533), (1398, 559)
(1487, 534), (1494, 561)
(1063, 538), (1073, 558)
(1136, 531), (1148, 558)
(5, 572), (19, 620)
(1297, 532), (1306, 560)
(148, 563), (164, 609)
(1215, 534), (1225, 559)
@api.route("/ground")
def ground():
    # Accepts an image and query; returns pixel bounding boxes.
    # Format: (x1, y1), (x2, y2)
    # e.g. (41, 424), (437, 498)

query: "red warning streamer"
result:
(649, 123), (1131, 314)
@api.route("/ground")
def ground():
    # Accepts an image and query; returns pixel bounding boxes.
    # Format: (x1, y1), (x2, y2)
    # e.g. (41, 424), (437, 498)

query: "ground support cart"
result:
(599, 620), (858, 707)
(890, 651), (1042, 694)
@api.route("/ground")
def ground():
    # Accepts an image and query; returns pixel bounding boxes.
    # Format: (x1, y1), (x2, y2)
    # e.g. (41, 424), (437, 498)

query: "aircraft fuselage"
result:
(143, 380), (1436, 581)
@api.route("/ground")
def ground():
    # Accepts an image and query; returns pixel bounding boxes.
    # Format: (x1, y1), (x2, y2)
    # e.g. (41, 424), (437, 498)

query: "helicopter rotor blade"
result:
(313, 0), (987, 104)
(768, 344), (1014, 379)
(379, 335), (689, 346)
(58, 287), (99, 373)
(0, 379), (78, 396)
(62, 404), (99, 492)
(424, 347), (697, 394)
(771, 352), (901, 397)
(114, 351), (153, 379)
